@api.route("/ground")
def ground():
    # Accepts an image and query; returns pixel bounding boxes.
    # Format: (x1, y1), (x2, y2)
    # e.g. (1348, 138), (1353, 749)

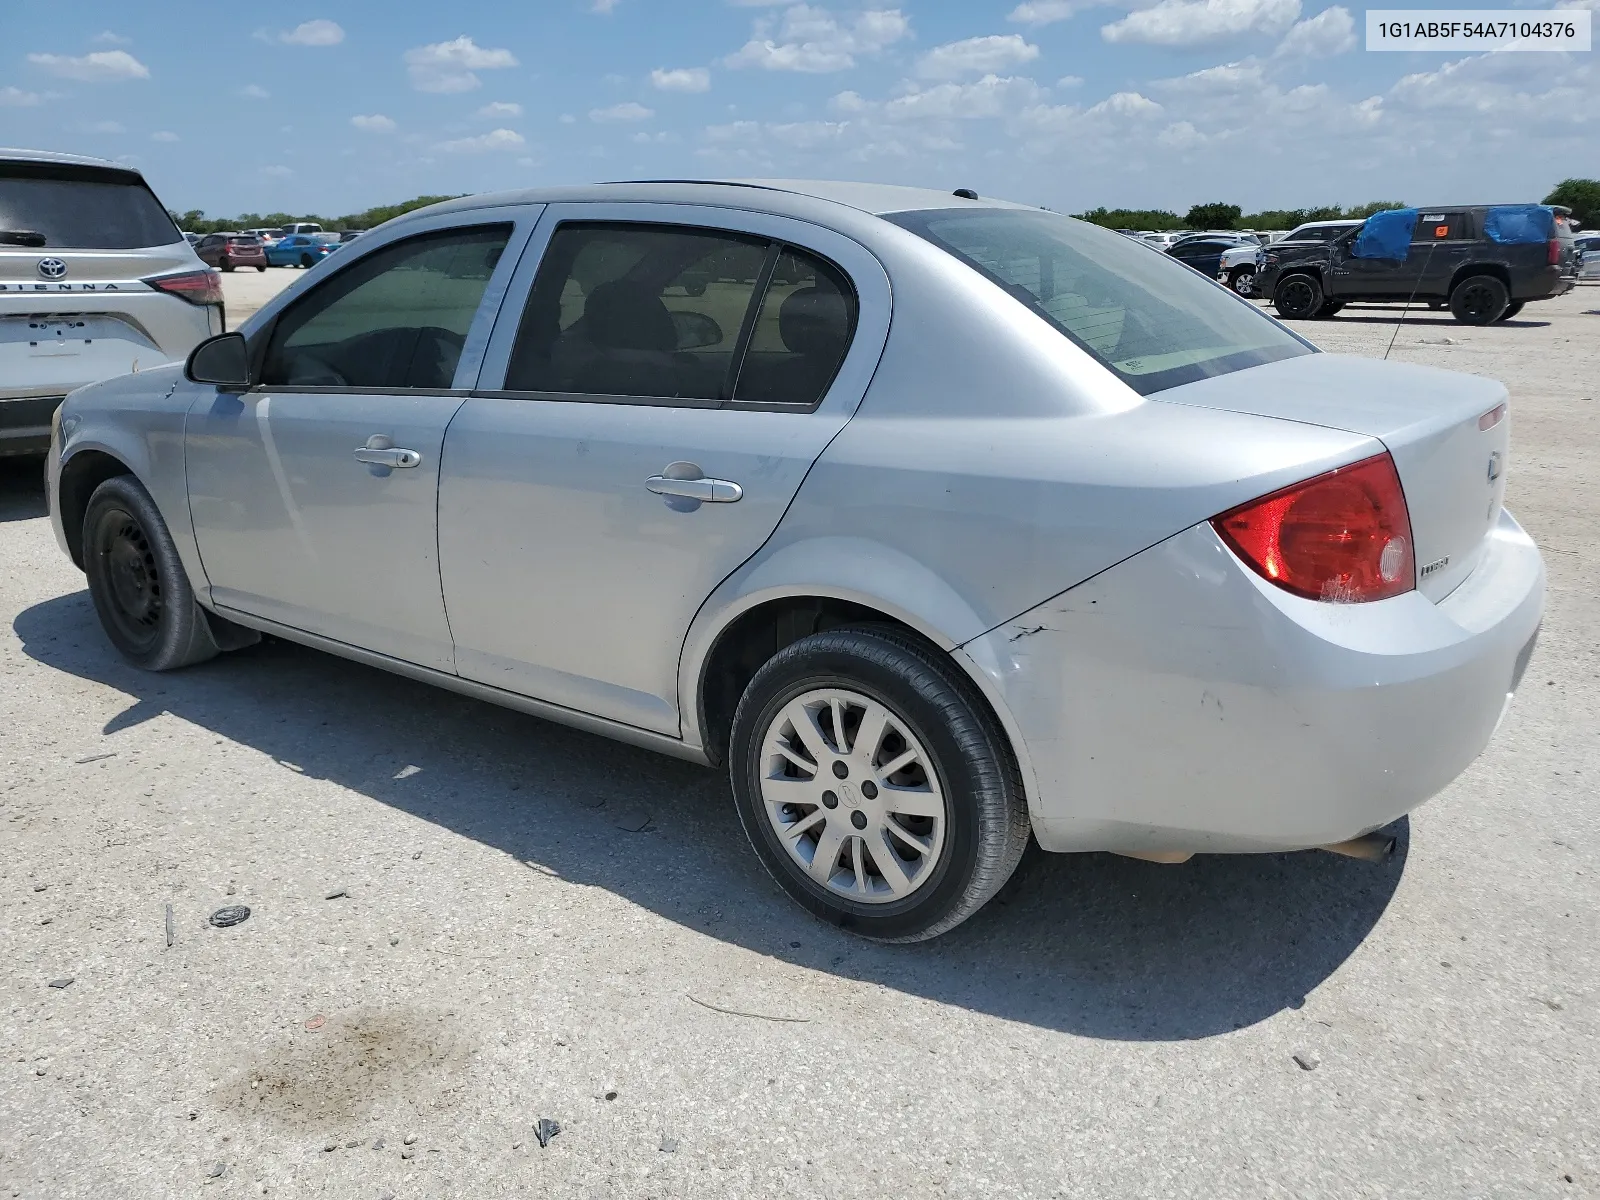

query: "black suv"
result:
(1258, 205), (1578, 324)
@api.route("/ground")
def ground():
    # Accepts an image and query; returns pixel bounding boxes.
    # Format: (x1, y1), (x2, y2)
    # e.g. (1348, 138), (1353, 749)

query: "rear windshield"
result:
(0, 162), (180, 249)
(888, 208), (1312, 395)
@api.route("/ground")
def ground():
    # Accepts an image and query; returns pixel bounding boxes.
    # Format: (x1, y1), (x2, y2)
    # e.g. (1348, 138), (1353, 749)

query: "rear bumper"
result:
(0, 394), (61, 456)
(1513, 265), (1576, 300)
(958, 509), (1545, 855)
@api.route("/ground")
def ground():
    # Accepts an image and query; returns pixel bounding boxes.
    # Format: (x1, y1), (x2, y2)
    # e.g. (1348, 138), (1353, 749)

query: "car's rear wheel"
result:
(1450, 274), (1509, 325)
(1495, 300), (1525, 322)
(1273, 274), (1323, 320)
(300, 254), (314, 269)
(255, 265), (267, 272)
(219, 256), (234, 272)
(729, 628), (1029, 942)
(1228, 267), (1256, 297)
(83, 476), (220, 671)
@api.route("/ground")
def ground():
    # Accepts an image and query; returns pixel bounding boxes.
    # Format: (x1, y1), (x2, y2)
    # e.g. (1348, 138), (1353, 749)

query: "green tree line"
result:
(168, 194), (463, 235)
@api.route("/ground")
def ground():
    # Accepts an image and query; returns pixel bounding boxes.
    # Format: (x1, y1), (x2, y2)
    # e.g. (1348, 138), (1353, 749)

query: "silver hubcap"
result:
(759, 688), (946, 904)
(1233, 270), (1254, 296)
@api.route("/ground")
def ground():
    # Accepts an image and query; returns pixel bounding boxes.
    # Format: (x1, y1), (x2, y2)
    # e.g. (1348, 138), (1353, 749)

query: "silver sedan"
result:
(46, 181), (1545, 941)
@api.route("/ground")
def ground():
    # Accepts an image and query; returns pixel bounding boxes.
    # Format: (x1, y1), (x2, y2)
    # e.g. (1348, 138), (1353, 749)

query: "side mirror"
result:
(186, 331), (252, 389)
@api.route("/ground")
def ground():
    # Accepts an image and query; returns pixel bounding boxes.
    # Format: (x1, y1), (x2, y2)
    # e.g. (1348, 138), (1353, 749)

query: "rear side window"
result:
(0, 162), (179, 249)
(733, 248), (855, 407)
(1415, 212), (1467, 241)
(505, 223), (771, 402)
(262, 224), (511, 391)
(889, 208), (1311, 395)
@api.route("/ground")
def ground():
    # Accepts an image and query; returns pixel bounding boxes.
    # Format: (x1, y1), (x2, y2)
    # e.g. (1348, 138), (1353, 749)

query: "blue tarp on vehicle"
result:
(1484, 204), (1555, 245)
(1352, 209), (1418, 260)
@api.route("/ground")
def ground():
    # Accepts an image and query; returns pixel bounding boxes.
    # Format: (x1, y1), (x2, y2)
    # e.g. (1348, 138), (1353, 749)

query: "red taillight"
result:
(145, 269), (223, 306)
(1212, 452), (1415, 603)
(1548, 239), (1560, 265)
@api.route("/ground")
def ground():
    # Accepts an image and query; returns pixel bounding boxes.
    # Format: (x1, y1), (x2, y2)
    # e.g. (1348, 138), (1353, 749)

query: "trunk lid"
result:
(1158, 353), (1509, 601)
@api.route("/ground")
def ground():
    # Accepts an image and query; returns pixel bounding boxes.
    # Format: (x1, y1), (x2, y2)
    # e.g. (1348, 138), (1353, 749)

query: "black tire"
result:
(255, 265), (267, 273)
(1450, 274), (1509, 325)
(219, 256), (234, 273)
(300, 254), (314, 269)
(1273, 274), (1323, 320)
(1495, 300), (1525, 322)
(83, 475), (220, 671)
(1312, 300), (1344, 319)
(1228, 267), (1256, 297)
(729, 628), (1030, 942)
(1428, 300), (1448, 310)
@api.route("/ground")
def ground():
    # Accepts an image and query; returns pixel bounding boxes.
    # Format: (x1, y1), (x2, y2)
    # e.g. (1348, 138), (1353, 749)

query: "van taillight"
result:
(1212, 453), (1415, 603)
(144, 269), (223, 306)
(1548, 239), (1561, 265)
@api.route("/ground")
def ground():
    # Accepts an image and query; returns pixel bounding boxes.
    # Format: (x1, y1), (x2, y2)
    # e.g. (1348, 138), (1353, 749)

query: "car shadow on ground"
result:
(13, 582), (1407, 1043)
(1327, 306), (1551, 329)
(0, 457), (47, 522)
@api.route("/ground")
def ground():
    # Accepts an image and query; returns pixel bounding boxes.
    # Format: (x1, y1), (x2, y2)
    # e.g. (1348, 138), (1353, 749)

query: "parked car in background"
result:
(337, 230), (363, 243)
(194, 232), (268, 272)
(1260, 204), (1578, 323)
(1140, 231), (1186, 249)
(244, 227), (282, 245)
(1577, 234), (1600, 281)
(265, 232), (341, 268)
(1218, 241), (1267, 295)
(1276, 220), (1363, 247)
(0, 147), (221, 456)
(1166, 232), (1257, 282)
(47, 180), (1543, 941)
(182, 231), (202, 246)
(278, 221), (323, 237)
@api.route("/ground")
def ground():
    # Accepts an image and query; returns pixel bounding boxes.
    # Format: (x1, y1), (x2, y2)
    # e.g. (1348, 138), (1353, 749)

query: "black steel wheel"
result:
(1495, 300), (1525, 322)
(1273, 274), (1323, 320)
(1449, 275), (1509, 325)
(82, 475), (221, 670)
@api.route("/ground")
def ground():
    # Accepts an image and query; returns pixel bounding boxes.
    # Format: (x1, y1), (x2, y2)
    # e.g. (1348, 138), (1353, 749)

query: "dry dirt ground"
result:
(1, 282), (1597, 1199)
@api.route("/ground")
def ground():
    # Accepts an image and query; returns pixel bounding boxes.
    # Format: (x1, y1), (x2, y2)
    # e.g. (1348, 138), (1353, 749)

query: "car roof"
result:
(422, 178), (1044, 222)
(0, 145), (145, 175)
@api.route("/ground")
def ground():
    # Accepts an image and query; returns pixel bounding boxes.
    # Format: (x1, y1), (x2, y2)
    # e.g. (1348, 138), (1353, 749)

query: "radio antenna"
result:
(1383, 229), (1443, 362)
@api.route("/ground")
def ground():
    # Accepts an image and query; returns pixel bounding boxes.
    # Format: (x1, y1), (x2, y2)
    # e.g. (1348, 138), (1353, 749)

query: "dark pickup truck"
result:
(1258, 204), (1578, 324)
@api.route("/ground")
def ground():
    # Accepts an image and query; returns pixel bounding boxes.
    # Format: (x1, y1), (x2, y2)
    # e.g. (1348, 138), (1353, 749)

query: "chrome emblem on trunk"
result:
(36, 258), (68, 280)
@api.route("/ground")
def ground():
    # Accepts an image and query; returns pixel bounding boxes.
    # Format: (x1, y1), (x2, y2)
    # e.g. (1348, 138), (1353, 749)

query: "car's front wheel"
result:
(1273, 274), (1323, 320)
(83, 475), (221, 671)
(300, 254), (315, 269)
(1228, 267), (1256, 296)
(1495, 300), (1525, 322)
(729, 628), (1029, 942)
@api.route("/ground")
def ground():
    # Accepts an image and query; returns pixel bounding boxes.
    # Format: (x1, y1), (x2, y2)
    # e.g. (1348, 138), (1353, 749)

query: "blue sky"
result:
(2, 0), (1593, 219)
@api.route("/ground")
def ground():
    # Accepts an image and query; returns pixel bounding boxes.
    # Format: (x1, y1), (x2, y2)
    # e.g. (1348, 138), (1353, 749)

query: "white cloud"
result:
(885, 74), (1047, 120)
(351, 113), (397, 132)
(1387, 51), (1591, 119)
(592, 0), (620, 10)
(1086, 90), (1163, 116)
(632, 130), (678, 144)
(150, 130), (180, 142)
(1554, 0), (1599, 9)
(590, 101), (654, 121)
(1157, 120), (1209, 149)
(477, 101), (523, 117)
(725, 5), (911, 73)
(436, 127), (526, 153)
(279, 19), (345, 46)
(0, 86), (45, 107)
(1275, 5), (1355, 56)
(261, 165), (294, 178)
(26, 49), (150, 82)
(1102, 0), (1301, 45)
(239, 83), (270, 99)
(81, 120), (124, 134)
(1057, 74), (1084, 87)
(829, 89), (870, 113)
(404, 36), (519, 93)
(1008, 0), (1079, 22)
(1156, 60), (1267, 92)
(917, 34), (1039, 79)
(92, 31), (132, 45)
(651, 66), (712, 92)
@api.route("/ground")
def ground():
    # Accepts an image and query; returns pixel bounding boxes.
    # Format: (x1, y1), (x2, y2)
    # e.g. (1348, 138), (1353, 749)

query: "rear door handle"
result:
(646, 475), (742, 503)
(354, 447), (422, 468)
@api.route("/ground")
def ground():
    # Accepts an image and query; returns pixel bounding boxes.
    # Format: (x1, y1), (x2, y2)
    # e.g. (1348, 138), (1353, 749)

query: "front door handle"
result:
(354, 434), (421, 469)
(646, 461), (742, 510)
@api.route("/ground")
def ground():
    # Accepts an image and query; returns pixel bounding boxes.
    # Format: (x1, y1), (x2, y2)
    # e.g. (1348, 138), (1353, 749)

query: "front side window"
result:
(889, 208), (1312, 395)
(261, 224), (510, 391)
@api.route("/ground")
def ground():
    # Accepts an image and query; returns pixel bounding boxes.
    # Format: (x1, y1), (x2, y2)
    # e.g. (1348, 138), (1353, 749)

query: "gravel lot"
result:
(2, 282), (1597, 1199)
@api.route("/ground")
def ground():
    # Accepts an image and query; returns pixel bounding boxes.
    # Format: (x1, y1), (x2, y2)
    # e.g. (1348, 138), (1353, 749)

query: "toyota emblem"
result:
(36, 258), (68, 281)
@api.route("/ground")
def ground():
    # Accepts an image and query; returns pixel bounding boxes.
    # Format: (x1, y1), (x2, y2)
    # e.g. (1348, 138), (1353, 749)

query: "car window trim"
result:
(719, 241), (781, 403)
